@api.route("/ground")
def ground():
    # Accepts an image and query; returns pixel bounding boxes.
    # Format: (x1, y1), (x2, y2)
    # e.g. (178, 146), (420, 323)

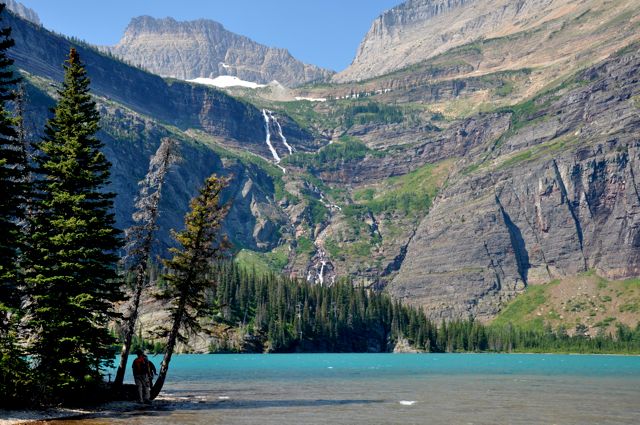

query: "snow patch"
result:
(188, 76), (265, 89)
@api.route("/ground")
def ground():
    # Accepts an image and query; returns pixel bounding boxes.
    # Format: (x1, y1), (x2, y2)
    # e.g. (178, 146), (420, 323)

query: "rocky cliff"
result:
(6, 3), (640, 327)
(390, 48), (640, 320)
(110, 16), (334, 87)
(4, 0), (40, 26)
(6, 11), (316, 255)
(335, 0), (640, 82)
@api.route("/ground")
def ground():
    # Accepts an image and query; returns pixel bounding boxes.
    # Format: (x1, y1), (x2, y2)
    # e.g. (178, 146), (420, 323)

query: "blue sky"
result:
(17, 0), (403, 71)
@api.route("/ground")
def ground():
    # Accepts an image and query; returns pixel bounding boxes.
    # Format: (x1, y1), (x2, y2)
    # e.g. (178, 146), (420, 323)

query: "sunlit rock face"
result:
(109, 16), (333, 88)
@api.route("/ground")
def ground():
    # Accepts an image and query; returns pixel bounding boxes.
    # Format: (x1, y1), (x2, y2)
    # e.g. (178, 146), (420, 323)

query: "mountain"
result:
(109, 16), (334, 87)
(388, 48), (640, 320)
(335, 0), (640, 82)
(6, 10), (321, 257)
(5, 0), (40, 25)
(5, 0), (640, 337)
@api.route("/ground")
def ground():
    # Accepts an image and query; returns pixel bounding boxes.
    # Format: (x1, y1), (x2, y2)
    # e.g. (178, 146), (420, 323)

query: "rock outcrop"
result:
(110, 16), (334, 87)
(7, 4), (640, 325)
(334, 0), (640, 82)
(5, 0), (40, 25)
(7, 12), (312, 255)
(389, 49), (640, 320)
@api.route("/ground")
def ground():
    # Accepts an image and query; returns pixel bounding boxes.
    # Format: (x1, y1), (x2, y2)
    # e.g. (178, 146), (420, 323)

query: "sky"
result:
(17, 0), (403, 72)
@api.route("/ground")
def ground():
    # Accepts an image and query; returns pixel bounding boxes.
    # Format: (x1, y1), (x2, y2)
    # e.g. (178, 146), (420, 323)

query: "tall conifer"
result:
(151, 175), (229, 399)
(0, 4), (31, 407)
(25, 48), (122, 399)
(0, 2), (25, 324)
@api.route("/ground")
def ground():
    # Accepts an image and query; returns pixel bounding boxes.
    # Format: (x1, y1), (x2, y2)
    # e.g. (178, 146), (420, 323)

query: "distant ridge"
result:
(335, 0), (620, 82)
(5, 0), (40, 25)
(109, 16), (334, 88)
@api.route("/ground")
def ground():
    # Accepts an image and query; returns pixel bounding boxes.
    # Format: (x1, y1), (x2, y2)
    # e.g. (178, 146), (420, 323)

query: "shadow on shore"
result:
(46, 398), (384, 423)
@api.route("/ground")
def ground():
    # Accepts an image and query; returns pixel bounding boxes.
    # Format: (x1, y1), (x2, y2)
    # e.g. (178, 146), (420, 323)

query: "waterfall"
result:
(318, 259), (327, 286)
(262, 109), (281, 163)
(272, 113), (293, 155)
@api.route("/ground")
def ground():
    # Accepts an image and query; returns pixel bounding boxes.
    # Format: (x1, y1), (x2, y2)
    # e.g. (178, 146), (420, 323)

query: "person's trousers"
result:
(134, 374), (150, 402)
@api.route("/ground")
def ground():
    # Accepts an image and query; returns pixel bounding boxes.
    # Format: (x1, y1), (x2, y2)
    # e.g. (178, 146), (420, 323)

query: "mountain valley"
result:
(5, 0), (640, 341)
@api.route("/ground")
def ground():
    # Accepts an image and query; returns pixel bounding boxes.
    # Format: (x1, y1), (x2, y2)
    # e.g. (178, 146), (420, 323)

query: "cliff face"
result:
(4, 0), (40, 25)
(110, 16), (334, 87)
(334, 0), (640, 82)
(7, 3), (640, 326)
(389, 50), (640, 319)
(7, 12), (312, 255)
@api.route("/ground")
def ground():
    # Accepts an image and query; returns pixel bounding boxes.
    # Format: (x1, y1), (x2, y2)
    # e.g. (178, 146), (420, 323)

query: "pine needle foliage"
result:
(151, 174), (230, 399)
(0, 2), (25, 320)
(0, 4), (32, 408)
(25, 48), (122, 401)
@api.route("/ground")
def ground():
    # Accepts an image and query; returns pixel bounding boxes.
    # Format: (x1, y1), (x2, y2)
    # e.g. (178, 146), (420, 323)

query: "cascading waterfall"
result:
(272, 114), (293, 155)
(262, 109), (281, 163)
(306, 249), (334, 286)
(319, 192), (342, 212)
(318, 259), (327, 286)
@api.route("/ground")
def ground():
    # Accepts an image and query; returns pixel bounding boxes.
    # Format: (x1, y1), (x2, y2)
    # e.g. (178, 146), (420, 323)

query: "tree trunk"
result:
(113, 262), (148, 387)
(150, 295), (186, 400)
(113, 138), (175, 387)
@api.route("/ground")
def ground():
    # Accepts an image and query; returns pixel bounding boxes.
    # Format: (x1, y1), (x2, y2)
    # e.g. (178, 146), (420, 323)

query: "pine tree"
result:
(25, 48), (122, 400)
(151, 175), (229, 399)
(114, 137), (177, 387)
(0, 2), (25, 328)
(0, 4), (32, 407)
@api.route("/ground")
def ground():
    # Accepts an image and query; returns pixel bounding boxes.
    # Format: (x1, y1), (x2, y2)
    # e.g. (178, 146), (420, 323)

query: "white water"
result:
(319, 193), (342, 211)
(318, 260), (326, 286)
(262, 109), (282, 163)
(272, 113), (293, 155)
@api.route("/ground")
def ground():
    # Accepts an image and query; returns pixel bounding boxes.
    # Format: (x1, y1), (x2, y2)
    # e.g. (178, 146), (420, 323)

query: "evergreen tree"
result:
(25, 48), (122, 401)
(151, 175), (230, 399)
(0, 4), (32, 407)
(0, 2), (24, 327)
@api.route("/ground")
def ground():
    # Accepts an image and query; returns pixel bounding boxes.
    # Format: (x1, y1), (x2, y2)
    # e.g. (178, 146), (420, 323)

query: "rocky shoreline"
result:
(0, 396), (185, 425)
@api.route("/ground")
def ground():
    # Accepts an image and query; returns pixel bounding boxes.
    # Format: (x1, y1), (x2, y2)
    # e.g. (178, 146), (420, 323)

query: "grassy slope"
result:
(492, 272), (640, 335)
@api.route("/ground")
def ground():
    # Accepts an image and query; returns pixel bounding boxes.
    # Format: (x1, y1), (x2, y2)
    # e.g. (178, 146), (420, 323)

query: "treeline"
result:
(341, 102), (404, 128)
(196, 262), (640, 355)
(428, 320), (640, 354)
(284, 135), (382, 172)
(208, 263), (393, 352)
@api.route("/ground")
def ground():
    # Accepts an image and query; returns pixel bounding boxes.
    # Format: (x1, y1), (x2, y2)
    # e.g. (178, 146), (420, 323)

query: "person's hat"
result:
(135, 349), (144, 355)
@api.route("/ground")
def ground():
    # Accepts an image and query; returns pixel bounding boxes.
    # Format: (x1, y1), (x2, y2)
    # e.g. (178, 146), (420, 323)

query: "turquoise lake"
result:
(53, 353), (640, 424)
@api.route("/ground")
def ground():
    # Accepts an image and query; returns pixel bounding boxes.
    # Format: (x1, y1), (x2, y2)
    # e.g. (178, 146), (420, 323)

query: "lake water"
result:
(50, 354), (640, 425)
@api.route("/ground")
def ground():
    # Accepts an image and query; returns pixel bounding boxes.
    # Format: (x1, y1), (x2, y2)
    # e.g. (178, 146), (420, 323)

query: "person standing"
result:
(132, 349), (151, 404)
(145, 354), (157, 386)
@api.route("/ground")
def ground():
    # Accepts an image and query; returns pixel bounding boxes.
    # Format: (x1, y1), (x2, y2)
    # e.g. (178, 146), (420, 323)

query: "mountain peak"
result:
(111, 15), (333, 87)
(334, 0), (584, 82)
(123, 15), (226, 34)
(4, 0), (41, 26)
